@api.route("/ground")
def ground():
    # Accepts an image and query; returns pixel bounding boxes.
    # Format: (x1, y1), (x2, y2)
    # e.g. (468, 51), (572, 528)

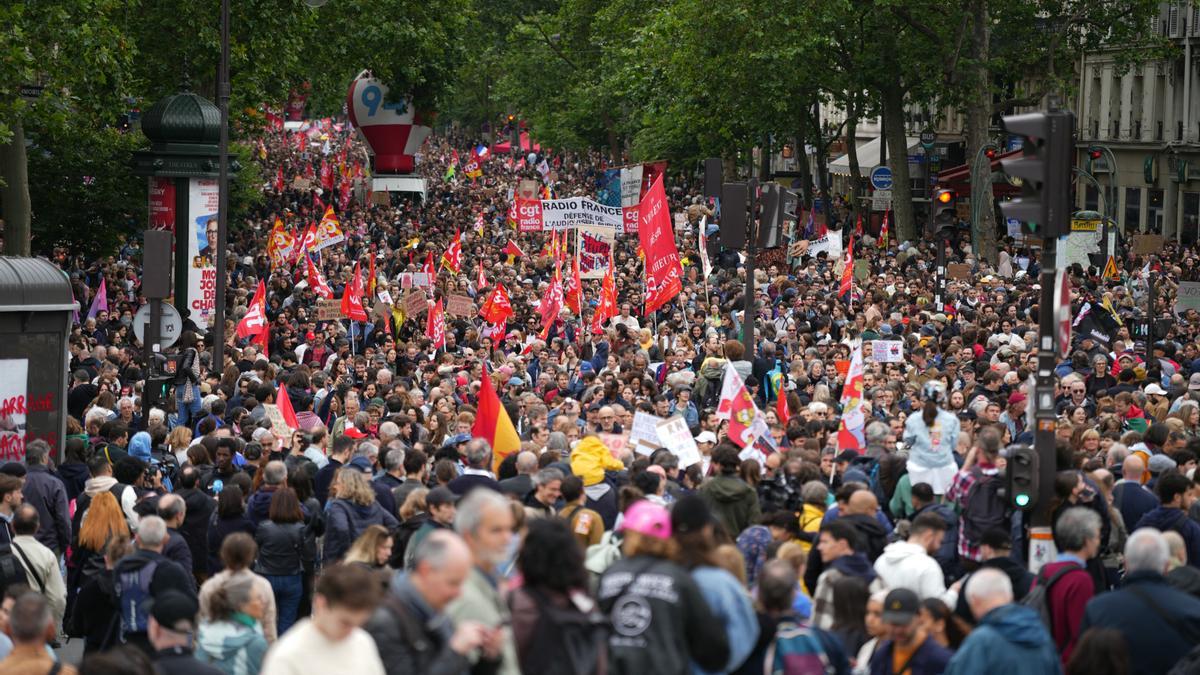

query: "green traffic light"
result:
(1015, 494), (1031, 508)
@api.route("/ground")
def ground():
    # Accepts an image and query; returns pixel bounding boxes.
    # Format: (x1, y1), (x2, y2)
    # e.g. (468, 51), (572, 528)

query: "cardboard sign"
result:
(403, 291), (429, 317)
(370, 191), (390, 206)
(518, 179), (539, 200)
(1176, 281), (1200, 316)
(316, 298), (342, 321)
(656, 416), (702, 468)
(1133, 234), (1164, 255)
(853, 260), (871, 281)
(261, 404), (290, 439)
(291, 178), (313, 191)
(599, 433), (628, 459)
(870, 340), (904, 363)
(397, 273), (432, 288)
(629, 412), (665, 455)
(446, 294), (475, 317)
(946, 263), (971, 281)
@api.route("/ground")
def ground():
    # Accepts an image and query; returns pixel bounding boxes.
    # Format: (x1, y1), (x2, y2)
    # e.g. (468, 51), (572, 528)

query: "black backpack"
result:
(961, 469), (1008, 544)
(517, 586), (608, 675)
(0, 536), (30, 598)
(1021, 564), (1081, 630)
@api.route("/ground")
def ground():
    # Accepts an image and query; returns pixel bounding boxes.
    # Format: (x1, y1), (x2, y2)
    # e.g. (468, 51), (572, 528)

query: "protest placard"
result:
(870, 340), (904, 363)
(403, 290), (428, 317)
(446, 294), (475, 317)
(656, 416), (702, 468)
(316, 298), (342, 321)
(262, 404), (289, 438)
(629, 411), (664, 455)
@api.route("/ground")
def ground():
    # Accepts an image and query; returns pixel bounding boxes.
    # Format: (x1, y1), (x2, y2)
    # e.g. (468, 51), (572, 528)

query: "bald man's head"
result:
(845, 490), (879, 516)
(1122, 454), (1145, 481)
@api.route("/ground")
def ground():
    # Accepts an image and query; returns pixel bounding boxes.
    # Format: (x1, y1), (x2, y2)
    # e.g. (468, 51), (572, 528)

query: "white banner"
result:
(620, 165), (643, 235)
(578, 226), (615, 279)
(540, 197), (624, 232)
(807, 232), (843, 260)
(187, 178), (220, 329)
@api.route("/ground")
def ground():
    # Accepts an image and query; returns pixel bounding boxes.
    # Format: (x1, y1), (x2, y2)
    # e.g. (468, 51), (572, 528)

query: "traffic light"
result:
(984, 147), (998, 160)
(998, 109), (1075, 238)
(1005, 444), (1039, 511)
(932, 188), (956, 235)
(1088, 146), (1103, 161)
(719, 182), (749, 250)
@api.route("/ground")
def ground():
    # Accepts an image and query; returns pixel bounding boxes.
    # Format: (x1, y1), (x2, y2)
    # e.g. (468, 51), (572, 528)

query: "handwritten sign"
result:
(1176, 281), (1200, 315)
(403, 290), (428, 317)
(1133, 234), (1164, 255)
(656, 416), (701, 468)
(870, 340), (904, 363)
(629, 412), (665, 456)
(291, 178), (313, 191)
(316, 298), (342, 321)
(261, 404), (290, 439)
(446, 294), (475, 317)
(598, 433), (628, 459)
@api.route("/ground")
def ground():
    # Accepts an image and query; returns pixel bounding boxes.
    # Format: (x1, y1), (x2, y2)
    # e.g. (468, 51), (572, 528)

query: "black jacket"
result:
(69, 567), (120, 653)
(177, 488), (214, 575)
(22, 465), (71, 555)
(162, 527), (195, 589)
(206, 514), (255, 574)
(364, 575), (495, 675)
(597, 554), (730, 674)
(153, 646), (225, 675)
(254, 520), (304, 576)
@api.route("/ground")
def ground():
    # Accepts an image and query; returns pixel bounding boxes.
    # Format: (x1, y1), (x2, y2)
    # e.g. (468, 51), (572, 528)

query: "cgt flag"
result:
(305, 255), (333, 299)
(427, 298), (446, 349)
(637, 174), (682, 315)
(341, 262), (369, 322)
(479, 283), (514, 324)
(441, 229), (463, 274)
(715, 362), (769, 448)
(236, 281), (268, 339)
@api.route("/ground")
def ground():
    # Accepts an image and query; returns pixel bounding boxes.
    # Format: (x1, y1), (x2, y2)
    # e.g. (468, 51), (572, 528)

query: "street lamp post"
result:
(213, 0), (231, 375)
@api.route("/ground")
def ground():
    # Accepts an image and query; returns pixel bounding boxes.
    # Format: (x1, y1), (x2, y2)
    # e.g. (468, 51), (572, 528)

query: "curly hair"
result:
(517, 518), (587, 593)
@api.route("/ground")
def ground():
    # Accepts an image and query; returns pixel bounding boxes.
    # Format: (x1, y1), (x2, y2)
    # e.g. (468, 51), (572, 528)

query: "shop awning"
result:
(935, 148), (1022, 188)
(829, 136), (921, 176)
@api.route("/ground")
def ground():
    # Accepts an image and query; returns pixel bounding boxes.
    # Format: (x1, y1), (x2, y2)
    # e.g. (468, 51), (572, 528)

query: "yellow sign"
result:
(1102, 256), (1119, 280)
(1070, 219), (1099, 232)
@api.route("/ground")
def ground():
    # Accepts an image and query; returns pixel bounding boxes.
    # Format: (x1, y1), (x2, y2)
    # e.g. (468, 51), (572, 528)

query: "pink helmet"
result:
(618, 500), (671, 540)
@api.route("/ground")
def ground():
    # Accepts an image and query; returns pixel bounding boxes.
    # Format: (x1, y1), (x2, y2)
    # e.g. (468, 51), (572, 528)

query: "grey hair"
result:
(464, 438), (492, 469)
(354, 442), (379, 461)
(118, 396), (136, 409)
(412, 529), (464, 570)
(1125, 528), (1170, 573)
(136, 516), (168, 548)
(378, 421), (400, 439)
(865, 421), (890, 444)
(800, 480), (829, 506)
(515, 451), (538, 473)
(23, 439), (50, 466)
(757, 559), (798, 613)
(964, 567), (1013, 604)
(533, 468), (564, 488)
(263, 460), (288, 486)
(156, 493), (187, 522)
(1054, 507), (1101, 553)
(384, 446), (406, 473)
(9, 593), (51, 642)
(454, 488), (510, 536)
(545, 432), (569, 452)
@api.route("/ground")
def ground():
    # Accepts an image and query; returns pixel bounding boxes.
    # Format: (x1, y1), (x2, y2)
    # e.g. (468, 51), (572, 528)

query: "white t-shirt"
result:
(259, 619), (384, 675)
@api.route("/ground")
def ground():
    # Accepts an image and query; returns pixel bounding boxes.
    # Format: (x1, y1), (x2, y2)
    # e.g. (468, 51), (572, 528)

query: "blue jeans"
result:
(175, 384), (202, 429)
(264, 574), (303, 635)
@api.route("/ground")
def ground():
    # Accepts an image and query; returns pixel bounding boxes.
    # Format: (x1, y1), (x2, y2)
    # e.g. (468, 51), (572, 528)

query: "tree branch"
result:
(517, 17), (580, 71)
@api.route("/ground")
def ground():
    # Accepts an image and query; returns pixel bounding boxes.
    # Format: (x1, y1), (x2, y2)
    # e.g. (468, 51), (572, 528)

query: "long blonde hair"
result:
(334, 468), (376, 506)
(343, 524), (391, 566)
(78, 491), (130, 552)
(167, 426), (193, 451)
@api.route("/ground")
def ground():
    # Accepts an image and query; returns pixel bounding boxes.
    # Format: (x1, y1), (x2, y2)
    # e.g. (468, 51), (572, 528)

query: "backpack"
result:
(114, 557), (158, 638)
(516, 587), (609, 675)
(961, 469), (1008, 544)
(1020, 564), (1080, 630)
(764, 620), (836, 675)
(584, 530), (623, 583)
(0, 540), (31, 598)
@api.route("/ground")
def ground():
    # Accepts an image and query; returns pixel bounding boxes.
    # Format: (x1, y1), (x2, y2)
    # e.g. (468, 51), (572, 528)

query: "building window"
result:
(1125, 187), (1142, 231)
(1148, 188), (1165, 233)
(1184, 192), (1200, 244)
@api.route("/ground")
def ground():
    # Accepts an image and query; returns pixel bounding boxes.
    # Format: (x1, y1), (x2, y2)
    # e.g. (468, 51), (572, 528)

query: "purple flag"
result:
(85, 278), (108, 321)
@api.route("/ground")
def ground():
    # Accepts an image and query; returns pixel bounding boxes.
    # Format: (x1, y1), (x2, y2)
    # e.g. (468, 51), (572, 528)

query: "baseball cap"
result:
(343, 426), (367, 440)
(426, 486), (459, 507)
(695, 431), (717, 444)
(881, 588), (920, 624)
(1148, 453), (1178, 474)
(618, 500), (672, 540)
(347, 456), (373, 473)
(148, 589), (199, 632)
(1145, 383), (1167, 396)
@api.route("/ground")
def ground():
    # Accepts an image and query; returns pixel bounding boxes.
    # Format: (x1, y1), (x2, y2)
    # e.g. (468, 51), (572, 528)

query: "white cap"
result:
(695, 431), (718, 445)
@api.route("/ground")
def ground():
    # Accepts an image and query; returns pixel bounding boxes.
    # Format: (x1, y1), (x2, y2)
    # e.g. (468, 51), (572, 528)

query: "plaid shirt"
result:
(946, 463), (1001, 562)
(811, 566), (887, 630)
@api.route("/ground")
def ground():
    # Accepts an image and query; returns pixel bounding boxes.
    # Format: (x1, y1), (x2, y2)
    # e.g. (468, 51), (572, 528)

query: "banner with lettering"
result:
(638, 175), (682, 314)
(620, 165), (643, 235)
(578, 226), (615, 279)
(0, 359), (27, 461)
(540, 197), (623, 232)
(515, 198), (544, 232)
(187, 178), (220, 329)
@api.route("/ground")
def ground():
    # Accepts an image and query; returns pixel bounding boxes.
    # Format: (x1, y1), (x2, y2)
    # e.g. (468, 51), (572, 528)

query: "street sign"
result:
(133, 302), (183, 349)
(871, 191), (892, 211)
(18, 84), (44, 100)
(870, 166), (893, 191)
(920, 129), (936, 150)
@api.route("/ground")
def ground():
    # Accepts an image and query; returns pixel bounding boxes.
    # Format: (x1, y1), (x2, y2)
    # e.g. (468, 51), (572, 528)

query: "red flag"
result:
(776, 390), (790, 426)
(479, 283), (514, 324)
(501, 241), (524, 258)
(637, 174), (683, 315)
(472, 367), (521, 473)
(476, 260), (488, 291)
(299, 223), (319, 254)
(839, 232), (855, 305)
(441, 229), (463, 274)
(253, 324), (269, 359)
(306, 256), (333, 299)
(592, 260), (617, 334)
(716, 365), (769, 448)
(313, 192), (324, 212)
(341, 262), (369, 322)
(276, 383), (300, 430)
(854, 213), (863, 238)
(422, 251), (435, 280)
(320, 159), (334, 190)
(427, 299), (446, 349)
(539, 266), (564, 337)
(880, 209), (890, 249)
(274, 166), (284, 193)
(367, 253), (377, 298)
(564, 254), (581, 314)
(236, 281), (268, 338)
(338, 177), (352, 211)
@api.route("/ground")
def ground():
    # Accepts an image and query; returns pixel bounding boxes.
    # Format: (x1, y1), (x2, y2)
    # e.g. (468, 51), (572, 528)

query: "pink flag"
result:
(86, 279), (108, 321)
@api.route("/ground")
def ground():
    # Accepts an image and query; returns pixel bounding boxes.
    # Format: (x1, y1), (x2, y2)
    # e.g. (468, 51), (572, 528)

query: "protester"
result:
(867, 588), (952, 675)
(944, 569), (1061, 675)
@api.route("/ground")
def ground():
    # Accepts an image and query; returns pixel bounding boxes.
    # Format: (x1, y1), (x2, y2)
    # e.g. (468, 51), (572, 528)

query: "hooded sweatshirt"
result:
(944, 604), (1060, 675)
(873, 541), (946, 599)
(570, 436), (625, 487)
(698, 474), (762, 538)
(812, 554), (886, 630)
(1135, 506), (1200, 570)
(196, 615), (268, 675)
(322, 498), (399, 564)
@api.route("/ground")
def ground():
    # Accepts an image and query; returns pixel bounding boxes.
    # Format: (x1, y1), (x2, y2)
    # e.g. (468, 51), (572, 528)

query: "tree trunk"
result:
(723, 155), (738, 183)
(847, 100), (863, 228)
(602, 112), (620, 164)
(967, 0), (999, 264)
(0, 119), (31, 256)
(798, 129), (814, 208)
(881, 82), (916, 242)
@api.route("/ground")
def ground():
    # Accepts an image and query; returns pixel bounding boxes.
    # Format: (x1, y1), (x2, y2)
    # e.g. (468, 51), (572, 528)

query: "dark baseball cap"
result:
(426, 486), (459, 507)
(148, 589), (199, 632)
(881, 588), (920, 624)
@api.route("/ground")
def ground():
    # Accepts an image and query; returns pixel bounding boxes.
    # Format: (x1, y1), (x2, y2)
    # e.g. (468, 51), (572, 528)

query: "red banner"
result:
(515, 198), (543, 232)
(148, 177), (175, 232)
(637, 174), (682, 315)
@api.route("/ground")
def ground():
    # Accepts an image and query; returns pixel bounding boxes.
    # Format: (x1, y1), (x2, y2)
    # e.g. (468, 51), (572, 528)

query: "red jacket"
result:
(1036, 560), (1094, 665)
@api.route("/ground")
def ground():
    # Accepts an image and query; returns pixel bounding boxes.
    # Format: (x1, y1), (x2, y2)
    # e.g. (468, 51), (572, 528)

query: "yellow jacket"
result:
(797, 503), (825, 552)
(570, 436), (625, 486)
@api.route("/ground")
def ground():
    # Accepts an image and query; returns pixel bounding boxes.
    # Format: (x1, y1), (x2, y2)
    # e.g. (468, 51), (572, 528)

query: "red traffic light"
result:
(507, 114), (515, 122)
(935, 189), (955, 204)
(1088, 147), (1102, 160)
(984, 148), (998, 160)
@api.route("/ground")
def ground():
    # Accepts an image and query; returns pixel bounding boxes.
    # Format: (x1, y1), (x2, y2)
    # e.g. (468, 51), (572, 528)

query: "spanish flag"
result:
(472, 366), (521, 474)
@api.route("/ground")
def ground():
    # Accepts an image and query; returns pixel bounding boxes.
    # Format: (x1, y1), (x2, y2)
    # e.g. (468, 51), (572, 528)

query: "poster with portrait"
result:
(188, 178), (220, 330)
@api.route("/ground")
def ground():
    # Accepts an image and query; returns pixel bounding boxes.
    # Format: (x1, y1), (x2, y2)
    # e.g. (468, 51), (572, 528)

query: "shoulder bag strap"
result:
(1127, 585), (1200, 644)
(10, 542), (45, 595)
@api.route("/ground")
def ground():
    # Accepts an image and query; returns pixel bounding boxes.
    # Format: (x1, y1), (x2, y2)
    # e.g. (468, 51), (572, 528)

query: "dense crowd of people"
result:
(6, 112), (1200, 675)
